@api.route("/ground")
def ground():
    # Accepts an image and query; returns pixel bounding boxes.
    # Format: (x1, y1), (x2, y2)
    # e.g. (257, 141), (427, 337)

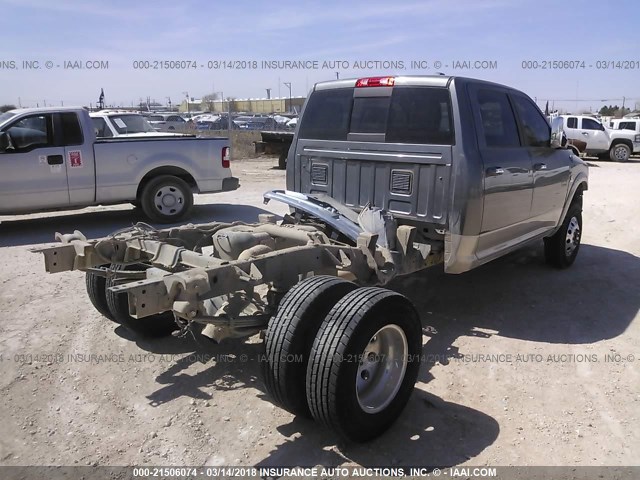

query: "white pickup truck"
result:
(0, 107), (238, 222)
(560, 114), (640, 161)
(89, 111), (187, 138)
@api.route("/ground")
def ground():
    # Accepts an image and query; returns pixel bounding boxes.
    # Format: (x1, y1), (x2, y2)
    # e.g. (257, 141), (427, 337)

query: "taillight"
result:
(355, 76), (395, 87)
(222, 146), (230, 168)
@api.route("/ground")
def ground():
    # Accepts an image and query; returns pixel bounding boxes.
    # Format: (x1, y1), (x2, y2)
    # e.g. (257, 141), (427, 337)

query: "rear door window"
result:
(476, 89), (521, 148)
(59, 112), (83, 146)
(566, 117), (578, 128)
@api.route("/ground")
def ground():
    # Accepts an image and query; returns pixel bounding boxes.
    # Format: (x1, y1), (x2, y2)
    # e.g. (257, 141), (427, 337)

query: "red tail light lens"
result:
(355, 76), (395, 87)
(222, 146), (230, 168)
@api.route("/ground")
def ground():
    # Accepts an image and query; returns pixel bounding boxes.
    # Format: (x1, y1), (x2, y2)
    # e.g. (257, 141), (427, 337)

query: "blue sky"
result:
(0, 0), (639, 112)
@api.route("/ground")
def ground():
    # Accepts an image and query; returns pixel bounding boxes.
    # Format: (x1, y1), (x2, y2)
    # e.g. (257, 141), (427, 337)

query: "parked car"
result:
(196, 116), (240, 131)
(90, 112), (187, 138)
(0, 107), (238, 222)
(146, 113), (188, 132)
(560, 114), (640, 161)
(286, 117), (298, 129)
(233, 115), (277, 130)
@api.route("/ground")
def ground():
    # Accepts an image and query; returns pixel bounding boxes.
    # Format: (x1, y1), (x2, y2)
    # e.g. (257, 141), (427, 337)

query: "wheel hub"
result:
(356, 324), (408, 414)
(154, 186), (184, 215)
(565, 216), (581, 256)
(614, 145), (629, 161)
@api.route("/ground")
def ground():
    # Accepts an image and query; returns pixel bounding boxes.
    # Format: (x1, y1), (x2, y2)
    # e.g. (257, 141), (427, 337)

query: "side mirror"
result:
(550, 117), (567, 148)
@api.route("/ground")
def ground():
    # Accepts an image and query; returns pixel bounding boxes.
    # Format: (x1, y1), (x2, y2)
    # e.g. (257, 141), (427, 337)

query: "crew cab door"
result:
(511, 93), (570, 227)
(0, 113), (70, 213)
(579, 117), (609, 151)
(470, 86), (534, 255)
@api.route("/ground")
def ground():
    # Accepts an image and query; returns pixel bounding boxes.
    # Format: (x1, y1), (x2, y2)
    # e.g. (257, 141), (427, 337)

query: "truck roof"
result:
(312, 75), (514, 92)
(8, 106), (87, 115)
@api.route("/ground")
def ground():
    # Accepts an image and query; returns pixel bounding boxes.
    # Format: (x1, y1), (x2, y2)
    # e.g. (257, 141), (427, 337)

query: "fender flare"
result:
(552, 174), (588, 235)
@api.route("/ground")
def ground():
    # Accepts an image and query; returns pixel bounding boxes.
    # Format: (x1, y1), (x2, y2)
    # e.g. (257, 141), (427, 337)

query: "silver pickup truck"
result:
(0, 107), (238, 222)
(37, 76), (587, 443)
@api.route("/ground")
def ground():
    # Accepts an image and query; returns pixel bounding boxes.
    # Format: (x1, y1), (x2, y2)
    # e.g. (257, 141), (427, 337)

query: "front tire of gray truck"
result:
(544, 201), (582, 268)
(306, 287), (422, 442)
(140, 175), (194, 223)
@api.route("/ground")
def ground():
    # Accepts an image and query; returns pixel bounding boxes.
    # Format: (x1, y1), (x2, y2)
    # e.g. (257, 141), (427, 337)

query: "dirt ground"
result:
(0, 156), (638, 470)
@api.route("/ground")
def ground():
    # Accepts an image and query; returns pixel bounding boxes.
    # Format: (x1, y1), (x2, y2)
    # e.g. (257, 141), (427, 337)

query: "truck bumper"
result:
(222, 176), (240, 191)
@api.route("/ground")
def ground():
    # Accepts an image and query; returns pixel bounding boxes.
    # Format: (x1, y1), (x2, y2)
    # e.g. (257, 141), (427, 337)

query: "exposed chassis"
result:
(35, 190), (443, 341)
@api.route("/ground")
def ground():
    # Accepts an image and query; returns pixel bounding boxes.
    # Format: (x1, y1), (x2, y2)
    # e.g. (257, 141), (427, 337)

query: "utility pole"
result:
(283, 82), (292, 113)
(183, 91), (189, 114)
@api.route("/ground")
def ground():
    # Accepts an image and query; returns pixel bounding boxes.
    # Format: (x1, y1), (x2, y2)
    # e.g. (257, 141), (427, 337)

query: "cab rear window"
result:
(299, 86), (454, 145)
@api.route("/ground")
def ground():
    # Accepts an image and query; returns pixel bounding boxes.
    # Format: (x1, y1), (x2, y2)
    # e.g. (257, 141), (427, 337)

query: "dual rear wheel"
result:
(263, 276), (422, 442)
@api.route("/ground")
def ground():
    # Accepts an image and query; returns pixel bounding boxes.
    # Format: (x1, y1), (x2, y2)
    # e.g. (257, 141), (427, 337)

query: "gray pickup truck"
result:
(287, 75), (589, 271)
(0, 107), (238, 222)
(37, 76), (587, 443)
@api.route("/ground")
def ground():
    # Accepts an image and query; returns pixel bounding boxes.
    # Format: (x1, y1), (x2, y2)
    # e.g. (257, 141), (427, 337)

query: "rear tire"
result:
(278, 150), (287, 169)
(609, 143), (631, 162)
(544, 202), (582, 268)
(140, 175), (193, 223)
(85, 267), (116, 322)
(306, 287), (422, 442)
(105, 264), (178, 337)
(263, 276), (357, 417)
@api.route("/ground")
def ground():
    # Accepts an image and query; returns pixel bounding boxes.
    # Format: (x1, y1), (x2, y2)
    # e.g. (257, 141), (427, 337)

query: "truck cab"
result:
(560, 115), (611, 154)
(288, 75), (588, 273)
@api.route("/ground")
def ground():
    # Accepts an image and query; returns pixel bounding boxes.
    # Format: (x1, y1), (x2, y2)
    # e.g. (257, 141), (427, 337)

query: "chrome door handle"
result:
(581, 132), (589, 136)
(534, 163), (548, 171)
(486, 167), (505, 176)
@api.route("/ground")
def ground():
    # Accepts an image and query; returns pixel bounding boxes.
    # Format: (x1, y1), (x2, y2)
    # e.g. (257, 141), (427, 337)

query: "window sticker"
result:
(68, 150), (83, 168)
(113, 118), (127, 129)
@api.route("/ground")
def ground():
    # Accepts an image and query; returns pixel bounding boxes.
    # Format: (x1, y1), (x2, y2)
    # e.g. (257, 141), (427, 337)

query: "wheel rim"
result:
(614, 145), (629, 161)
(565, 216), (581, 257)
(153, 185), (185, 216)
(356, 324), (408, 414)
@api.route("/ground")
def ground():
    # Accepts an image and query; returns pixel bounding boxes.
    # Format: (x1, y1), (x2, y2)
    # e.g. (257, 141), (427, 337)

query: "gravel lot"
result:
(0, 156), (638, 469)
